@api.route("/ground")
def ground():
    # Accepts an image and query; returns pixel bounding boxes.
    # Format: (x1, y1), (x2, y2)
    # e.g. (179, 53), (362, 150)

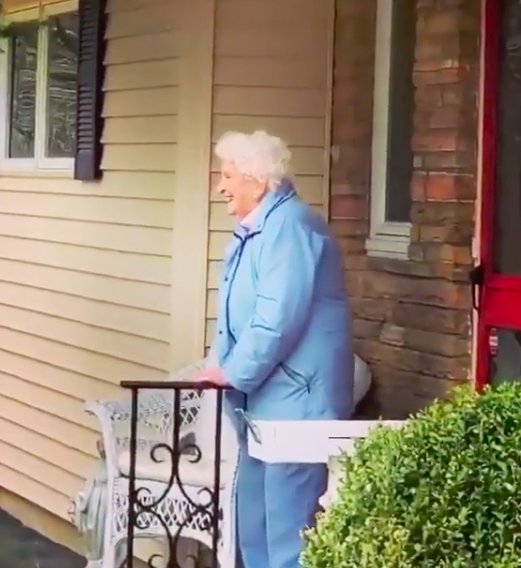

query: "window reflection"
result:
(46, 13), (79, 158)
(8, 24), (38, 159)
(490, 328), (521, 384)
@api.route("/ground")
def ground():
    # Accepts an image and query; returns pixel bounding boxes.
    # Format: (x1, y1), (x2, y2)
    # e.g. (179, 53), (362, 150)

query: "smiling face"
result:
(216, 160), (268, 220)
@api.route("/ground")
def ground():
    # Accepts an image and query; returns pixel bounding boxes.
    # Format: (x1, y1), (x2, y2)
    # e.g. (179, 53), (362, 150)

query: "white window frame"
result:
(366, 0), (412, 260)
(0, 0), (78, 174)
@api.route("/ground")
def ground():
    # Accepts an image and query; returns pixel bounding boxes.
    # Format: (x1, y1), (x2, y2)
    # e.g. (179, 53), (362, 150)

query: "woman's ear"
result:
(254, 183), (269, 202)
(256, 177), (269, 197)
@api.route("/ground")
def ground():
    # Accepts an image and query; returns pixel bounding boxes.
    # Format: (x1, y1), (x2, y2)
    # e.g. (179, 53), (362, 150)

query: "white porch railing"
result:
(247, 419), (407, 507)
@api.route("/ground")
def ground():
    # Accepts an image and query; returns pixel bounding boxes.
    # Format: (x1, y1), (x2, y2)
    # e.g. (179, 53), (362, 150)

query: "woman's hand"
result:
(192, 367), (229, 387)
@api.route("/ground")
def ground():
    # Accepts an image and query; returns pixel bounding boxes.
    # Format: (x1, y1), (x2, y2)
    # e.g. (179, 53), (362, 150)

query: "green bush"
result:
(302, 383), (521, 568)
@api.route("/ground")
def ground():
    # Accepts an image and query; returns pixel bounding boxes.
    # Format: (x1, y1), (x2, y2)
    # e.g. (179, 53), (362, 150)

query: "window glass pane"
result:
(493, 0), (521, 275)
(490, 327), (521, 384)
(385, 0), (416, 223)
(8, 24), (38, 159)
(46, 13), (79, 158)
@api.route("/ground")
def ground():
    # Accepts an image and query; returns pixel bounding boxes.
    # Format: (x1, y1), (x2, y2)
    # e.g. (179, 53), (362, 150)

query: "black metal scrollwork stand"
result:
(119, 380), (229, 568)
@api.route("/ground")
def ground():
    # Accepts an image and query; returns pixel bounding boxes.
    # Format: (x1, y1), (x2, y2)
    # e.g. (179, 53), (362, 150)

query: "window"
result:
(1, 12), (79, 170)
(0, 0), (106, 180)
(366, 0), (416, 259)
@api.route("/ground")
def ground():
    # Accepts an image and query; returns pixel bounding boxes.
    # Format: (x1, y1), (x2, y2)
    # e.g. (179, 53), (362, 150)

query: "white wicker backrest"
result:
(353, 353), (371, 408)
(192, 389), (238, 462)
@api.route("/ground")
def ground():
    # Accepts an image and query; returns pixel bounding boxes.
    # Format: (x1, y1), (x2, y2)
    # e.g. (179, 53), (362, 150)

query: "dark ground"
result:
(0, 509), (84, 568)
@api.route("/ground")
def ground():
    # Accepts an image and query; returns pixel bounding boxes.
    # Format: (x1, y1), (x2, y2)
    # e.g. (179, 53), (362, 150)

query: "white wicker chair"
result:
(75, 354), (371, 568)
(82, 358), (239, 568)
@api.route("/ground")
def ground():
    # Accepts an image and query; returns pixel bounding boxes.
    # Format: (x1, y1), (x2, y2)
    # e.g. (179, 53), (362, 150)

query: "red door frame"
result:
(476, 0), (521, 388)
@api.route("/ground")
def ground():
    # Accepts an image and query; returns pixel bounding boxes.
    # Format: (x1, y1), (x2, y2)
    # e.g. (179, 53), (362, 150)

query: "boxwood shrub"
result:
(301, 383), (521, 568)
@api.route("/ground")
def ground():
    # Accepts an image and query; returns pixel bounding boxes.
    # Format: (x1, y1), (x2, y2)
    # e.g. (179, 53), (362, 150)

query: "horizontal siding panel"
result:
(1, 374), (96, 432)
(0, 304), (169, 369)
(0, 328), (168, 384)
(0, 465), (72, 521)
(216, 0), (327, 29)
(108, 0), (166, 12)
(0, 214), (172, 255)
(103, 88), (179, 118)
(212, 115), (324, 147)
(0, 417), (94, 479)
(206, 290), (217, 320)
(0, 237), (171, 284)
(293, 176), (326, 204)
(214, 28), (327, 58)
(0, 441), (82, 499)
(103, 116), (178, 145)
(99, 170), (176, 198)
(0, 281), (170, 342)
(213, 87), (325, 118)
(102, 144), (177, 172)
(214, 57), (327, 90)
(0, 396), (98, 458)
(205, 319), (215, 348)
(104, 59), (180, 91)
(209, 203), (234, 232)
(0, 171), (176, 199)
(0, 191), (173, 228)
(106, 5), (179, 38)
(0, 349), (122, 403)
(208, 232), (230, 261)
(105, 32), (182, 64)
(0, 259), (170, 313)
(211, 147), (325, 176)
(207, 260), (222, 290)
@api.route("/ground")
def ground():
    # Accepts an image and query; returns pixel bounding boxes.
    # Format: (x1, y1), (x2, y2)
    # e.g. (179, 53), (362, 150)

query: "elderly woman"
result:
(195, 130), (353, 568)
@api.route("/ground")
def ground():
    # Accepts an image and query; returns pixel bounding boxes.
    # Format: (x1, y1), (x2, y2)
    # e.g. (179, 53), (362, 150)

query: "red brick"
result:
(421, 150), (476, 170)
(441, 83), (467, 106)
(415, 85), (444, 108)
(439, 244), (473, 265)
(329, 218), (367, 237)
(413, 129), (459, 152)
(419, 10), (465, 35)
(419, 224), (473, 246)
(353, 318), (382, 340)
(411, 173), (427, 201)
(414, 61), (463, 76)
(338, 237), (366, 256)
(428, 106), (461, 129)
(424, 173), (476, 201)
(343, 254), (368, 271)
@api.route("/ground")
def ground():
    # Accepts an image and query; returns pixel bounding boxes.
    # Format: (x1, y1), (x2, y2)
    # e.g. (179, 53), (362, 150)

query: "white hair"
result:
(215, 130), (292, 189)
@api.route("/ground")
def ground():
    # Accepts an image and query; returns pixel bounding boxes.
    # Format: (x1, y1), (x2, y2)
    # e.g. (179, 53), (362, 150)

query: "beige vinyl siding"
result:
(0, 0), (179, 520)
(205, 0), (334, 347)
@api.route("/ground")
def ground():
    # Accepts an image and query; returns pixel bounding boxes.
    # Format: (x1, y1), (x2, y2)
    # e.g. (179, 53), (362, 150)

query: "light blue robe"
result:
(213, 180), (353, 568)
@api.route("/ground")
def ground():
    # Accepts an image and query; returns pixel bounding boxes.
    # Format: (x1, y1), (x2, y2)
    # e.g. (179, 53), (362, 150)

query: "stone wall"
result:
(330, 0), (482, 418)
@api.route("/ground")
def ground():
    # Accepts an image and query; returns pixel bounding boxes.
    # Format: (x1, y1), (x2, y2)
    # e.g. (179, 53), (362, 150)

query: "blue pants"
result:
(236, 450), (327, 568)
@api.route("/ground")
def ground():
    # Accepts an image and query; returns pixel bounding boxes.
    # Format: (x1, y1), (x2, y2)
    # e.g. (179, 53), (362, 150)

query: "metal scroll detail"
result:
(120, 382), (225, 568)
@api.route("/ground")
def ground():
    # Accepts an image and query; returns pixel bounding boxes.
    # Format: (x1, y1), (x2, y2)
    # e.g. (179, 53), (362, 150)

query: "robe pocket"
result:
(279, 362), (314, 393)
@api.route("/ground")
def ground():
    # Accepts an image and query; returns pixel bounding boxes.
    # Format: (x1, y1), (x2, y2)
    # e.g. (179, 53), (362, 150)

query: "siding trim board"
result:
(168, 0), (215, 369)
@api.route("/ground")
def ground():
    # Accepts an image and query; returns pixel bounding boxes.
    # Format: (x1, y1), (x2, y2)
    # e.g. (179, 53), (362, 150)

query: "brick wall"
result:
(330, 0), (481, 418)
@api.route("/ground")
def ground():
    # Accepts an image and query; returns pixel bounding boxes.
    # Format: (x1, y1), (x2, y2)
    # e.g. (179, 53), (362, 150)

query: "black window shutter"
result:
(74, 0), (106, 181)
